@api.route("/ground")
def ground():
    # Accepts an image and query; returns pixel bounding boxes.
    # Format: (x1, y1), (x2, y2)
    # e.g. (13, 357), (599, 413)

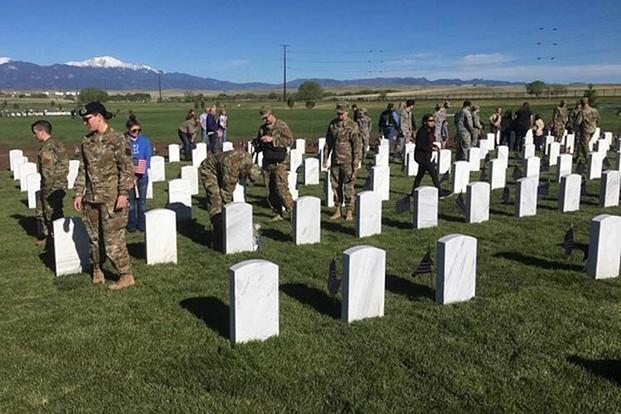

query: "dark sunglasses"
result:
(426, 119), (435, 122)
(130, 128), (141, 133)
(82, 115), (94, 122)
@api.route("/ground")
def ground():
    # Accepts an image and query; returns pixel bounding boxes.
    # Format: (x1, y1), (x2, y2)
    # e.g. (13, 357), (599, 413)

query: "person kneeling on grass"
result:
(411, 113), (452, 198)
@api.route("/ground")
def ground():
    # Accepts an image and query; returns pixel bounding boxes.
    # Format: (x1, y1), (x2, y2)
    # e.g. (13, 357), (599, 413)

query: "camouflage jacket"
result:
(552, 106), (568, 128)
(357, 116), (371, 139)
(400, 108), (414, 138)
(569, 108), (581, 131)
(472, 112), (483, 130)
(199, 149), (261, 217)
(38, 137), (69, 194)
(323, 118), (362, 166)
(74, 127), (135, 203)
(577, 106), (600, 135)
(256, 118), (294, 167)
(434, 108), (447, 139)
(455, 108), (474, 137)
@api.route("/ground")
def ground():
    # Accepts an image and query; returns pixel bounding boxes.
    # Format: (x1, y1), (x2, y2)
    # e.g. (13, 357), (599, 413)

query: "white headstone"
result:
(405, 152), (418, 176)
(435, 234), (477, 305)
(452, 161), (470, 194)
(371, 165), (390, 201)
(466, 182), (490, 224)
(478, 139), (489, 159)
(490, 159), (506, 190)
(292, 196), (321, 245)
(167, 179), (192, 221)
(355, 191), (382, 238)
(168, 144), (180, 162)
(523, 144), (535, 159)
(19, 162), (37, 191)
(586, 214), (621, 280)
(603, 131), (613, 146)
(53, 217), (90, 276)
(145, 209), (177, 265)
(595, 139), (609, 154)
(468, 148), (480, 171)
(180, 165), (199, 195)
(150, 156), (166, 182)
(289, 149), (303, 173)
(229, 259), (279, 343)
(304, 158), (320, 185)
(404, 142), (415, 157)
(544, 136), (555, 155)
(67, 160), (80, 189)
(565, 134), (575, 154)
(515, 176), (538, 217)
(324, 171), (334, 207)
(233, 183), (246, 203)
(192, 146), (207, 168)
(497, 146), (509, 168)
(27, 173), (41, 209)
(295, 138), (306, 153)
(374, 151), (389, 167)
(317, 137), (326, 153)
(524, 129), (533, 144)
(223, 202), (253, 254)
(559, 174), (581, 213)
(222, 142), (234, 152)
(548, 142), (561, 166)
(438, 149), (452, 175)
(413, 186), (438, 229)
(9, 149), (23, 172)
(14, 156), (28, 180)
(145, 170), (153, 199)
(556, 154), (573, 182)
(524, 156), (540, 179)
(342, 246), (385, 323)
(588, 152), (603, 180)
(599, 170), (620, 208)
(288, 171), (298, 200)
(256, 152), (263, 168)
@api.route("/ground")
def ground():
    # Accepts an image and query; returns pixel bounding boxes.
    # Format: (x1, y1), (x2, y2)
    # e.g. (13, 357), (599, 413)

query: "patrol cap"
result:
(336, 102), (349, 114)
(79, 101), (113, 120)
(259, 105), (273, 118)
(560, 99), (566, 105)
(580, 97), (589, 106)
(406, 99), (416, 107)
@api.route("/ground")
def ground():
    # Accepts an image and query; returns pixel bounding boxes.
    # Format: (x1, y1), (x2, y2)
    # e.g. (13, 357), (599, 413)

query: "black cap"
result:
(79, 101), (113, 120)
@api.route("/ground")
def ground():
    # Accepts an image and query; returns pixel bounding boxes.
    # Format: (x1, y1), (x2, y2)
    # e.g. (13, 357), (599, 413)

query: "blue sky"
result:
(1, 0), (620, 83)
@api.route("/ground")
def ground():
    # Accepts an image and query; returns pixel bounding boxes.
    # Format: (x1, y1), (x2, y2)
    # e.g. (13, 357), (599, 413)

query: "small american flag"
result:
(412, 246), (433, 276)
(456, 193), (466, 215)
(327, 258), (341, 295)
(502, 186), (510, 204)
(563, 225), (574, 257)
(394, 195), (411, 214)
(133, 159), (147, 175)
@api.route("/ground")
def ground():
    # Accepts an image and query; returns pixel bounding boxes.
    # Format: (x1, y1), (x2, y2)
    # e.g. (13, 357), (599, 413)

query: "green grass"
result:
(1, 101), (621, 412)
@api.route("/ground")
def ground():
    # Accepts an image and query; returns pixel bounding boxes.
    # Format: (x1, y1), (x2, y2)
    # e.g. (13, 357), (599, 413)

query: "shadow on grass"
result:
(568, 356), (621, 385)
(383, 217), (412, 230)
(493, 251), (584, 272)
(386, 274), (434, 300)
(127, 242), (145, 260)
(438, 213), (465, 223)
(321, 220), (355, 237)
(179, 297), (229, 339)
(262, 227), (290, 242)
(490, 207), (514, 217)
(280, 283), (340, 319)
(178, 219), (211, 247)
(38, 250), (55, 273)
(11, 213), (38, 238)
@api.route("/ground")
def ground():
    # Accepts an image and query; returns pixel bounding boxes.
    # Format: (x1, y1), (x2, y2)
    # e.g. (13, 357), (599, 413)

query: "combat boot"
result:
(92, 266), (105, 284)
(329, 207), (342, 220)
(109, 274), (135, 290)
(270, 214), (284, 222)
(345, 208), (353, 221)
(34, 238), (46, 247)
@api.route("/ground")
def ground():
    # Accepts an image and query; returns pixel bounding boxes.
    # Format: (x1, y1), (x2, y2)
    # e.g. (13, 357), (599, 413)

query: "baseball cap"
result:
(78, 101), (113, 120)
(336, 102), (349, 114)
(259, 105), (273, 117)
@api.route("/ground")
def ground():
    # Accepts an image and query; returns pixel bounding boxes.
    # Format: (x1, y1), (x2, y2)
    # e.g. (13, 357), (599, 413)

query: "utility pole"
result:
(158, 71), (162, 103)
(281, 44), (288, 102)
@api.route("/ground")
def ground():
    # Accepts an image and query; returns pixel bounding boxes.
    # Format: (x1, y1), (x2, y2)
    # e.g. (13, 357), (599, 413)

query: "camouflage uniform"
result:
(256, 119), (294, 214)
(552, 104), (568, 141)
(575, 105), (600, 165)
(434, 108), (447, 142)
(356, 111), (371, 158)
(36, 137), (69, 239)
(323, 117), (362, 208)
(199, 149), (261, 250)
(395, 107), (414, 156)
(471, 108), (482, 147)
(74, 127), (135, 276)
(454, 107), (474, 161)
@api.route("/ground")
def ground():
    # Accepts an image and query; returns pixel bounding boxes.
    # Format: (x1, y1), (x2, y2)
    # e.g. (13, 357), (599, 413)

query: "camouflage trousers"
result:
(553, 125), (565, 141)
(360, 132), (370, 158)
(456, 133), (471, 161)
(394, 132), (413, 158)
(82, 201), (131, 275)
(575, 131), (592, 166)
(331, 163), (356, 208)
(36, 189), (65, 239)
(263, 163), (293, 214)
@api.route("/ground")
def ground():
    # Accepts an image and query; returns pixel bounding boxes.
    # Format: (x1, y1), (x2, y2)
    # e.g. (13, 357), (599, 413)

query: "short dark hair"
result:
(463, 100), (471, 107)
(126, 118), (141, 130)
(31, 120), (52, 134)
(406, 99), (416, 107)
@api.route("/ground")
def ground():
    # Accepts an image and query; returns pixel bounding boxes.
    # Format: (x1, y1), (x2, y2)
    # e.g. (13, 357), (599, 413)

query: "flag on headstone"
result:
(502, 186), (510, 205)
(456, 193), (466, 215)
(580, 178), (587, 197)
(412, 246), (433, 276)
(537, 180), (550, 196)
(563, 225), (574, 257)
(479, 169), (488, 182)
(576, 162), (586, 175)
(327, 258), (341, 295)
(603, 157), (610, 170)
(394, 194), (411, 214)
(512, 165), (523, 181)
(541, 156), (550, 172)
(439, 171), (450, 184)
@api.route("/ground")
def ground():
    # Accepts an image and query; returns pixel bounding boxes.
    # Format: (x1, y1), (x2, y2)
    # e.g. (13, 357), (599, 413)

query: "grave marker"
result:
(435, 234), (477, 305)
(413, 186), (438, 229)
(586, 214), (621, 279)
(342, 246), (386, 323)
(466, 182), (490, 224)
(223, 202), (253, 254)
(53, 217), (90, 276)
(145, 209), (177, 265)
(355, 191), (382, 238)
(293, 196), (321, 245)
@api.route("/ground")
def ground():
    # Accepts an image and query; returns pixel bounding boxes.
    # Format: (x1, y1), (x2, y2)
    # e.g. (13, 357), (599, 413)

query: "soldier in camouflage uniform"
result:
(394, 99), (416, 160)
(575, 97), (600, 166)
(254, 105), (294, 221)
(322, 102), (362, 221)
(32, 120), (69, 247)
(471, 105), (483, 147)
(356, 108), (371, 159)
(568, 100), (581, 135)
(552, 100), (568, 141)
(454, 100), (474, 161)
(199, 149), (261, 251)
(73, 102), (136, 290)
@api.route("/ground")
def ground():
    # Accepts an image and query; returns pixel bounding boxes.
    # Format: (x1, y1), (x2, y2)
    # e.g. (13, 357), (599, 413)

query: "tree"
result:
(268, 92), (279, 100)
(583, 83), (598, 107)
(78, 88), (109, 103)
(287, 96), (295, 109)
(305, 100), (316, 109)
(526, 80), (546, 97)
(296, 81), (323, 102)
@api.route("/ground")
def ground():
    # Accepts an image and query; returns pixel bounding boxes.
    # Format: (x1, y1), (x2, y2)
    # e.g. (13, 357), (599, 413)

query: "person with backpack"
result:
(378, 103), (400, 154)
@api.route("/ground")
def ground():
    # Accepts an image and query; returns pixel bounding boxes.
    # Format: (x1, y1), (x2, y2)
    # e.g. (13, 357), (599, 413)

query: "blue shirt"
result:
(128, 133), (152, 172)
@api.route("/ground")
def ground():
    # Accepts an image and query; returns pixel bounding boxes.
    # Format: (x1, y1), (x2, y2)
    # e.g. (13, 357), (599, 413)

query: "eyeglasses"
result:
(426, 119), (435, 123)
(130, 128), (141, 133)
(82, 115), (94, 123)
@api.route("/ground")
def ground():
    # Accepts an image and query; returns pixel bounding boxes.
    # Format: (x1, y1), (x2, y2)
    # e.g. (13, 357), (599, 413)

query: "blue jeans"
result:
(178, 130), (193, 160)
(128, 173), (149, 231)
(220, 128), (227, 143)
(201, 128), (208, 143)
(382, 126), (397, 148)
(208, 133), (218, 154)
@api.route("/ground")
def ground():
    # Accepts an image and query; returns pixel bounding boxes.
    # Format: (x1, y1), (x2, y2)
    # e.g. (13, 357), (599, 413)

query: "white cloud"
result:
(459, 53), (512, 66)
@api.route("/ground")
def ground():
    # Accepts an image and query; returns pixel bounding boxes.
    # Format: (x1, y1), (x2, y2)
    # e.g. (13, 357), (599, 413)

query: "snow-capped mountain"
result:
(65, 56), (159, 73)
(0, 57), (11, 65)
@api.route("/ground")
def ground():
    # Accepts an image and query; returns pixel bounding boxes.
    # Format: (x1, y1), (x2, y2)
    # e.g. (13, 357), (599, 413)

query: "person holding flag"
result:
(125, 118), (152, 233)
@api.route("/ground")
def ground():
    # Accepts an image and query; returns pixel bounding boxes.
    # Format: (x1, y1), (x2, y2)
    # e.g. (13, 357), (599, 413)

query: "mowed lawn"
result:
(1, 99), (621, 412)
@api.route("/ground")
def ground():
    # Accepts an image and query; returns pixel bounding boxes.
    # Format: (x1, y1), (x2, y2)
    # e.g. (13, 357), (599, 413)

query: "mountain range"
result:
(0, 56), (522, 91)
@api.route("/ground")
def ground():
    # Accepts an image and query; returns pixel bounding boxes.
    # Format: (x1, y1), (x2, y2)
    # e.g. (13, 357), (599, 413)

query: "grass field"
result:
(1, 99), (621, 412)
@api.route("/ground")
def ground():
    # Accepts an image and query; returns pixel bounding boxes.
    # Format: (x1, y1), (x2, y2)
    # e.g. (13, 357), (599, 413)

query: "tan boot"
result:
(92, 266), (105, 285)
(270, 214), (284, 222)
(109, 274), (135, 290)
(329, 207), (342, 220)
(345, 208), (354, 221)
(34, 239), (46, 247)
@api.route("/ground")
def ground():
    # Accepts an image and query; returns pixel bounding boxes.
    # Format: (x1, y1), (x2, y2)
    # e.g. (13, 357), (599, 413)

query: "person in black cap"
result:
(73, 102), (136, 290)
